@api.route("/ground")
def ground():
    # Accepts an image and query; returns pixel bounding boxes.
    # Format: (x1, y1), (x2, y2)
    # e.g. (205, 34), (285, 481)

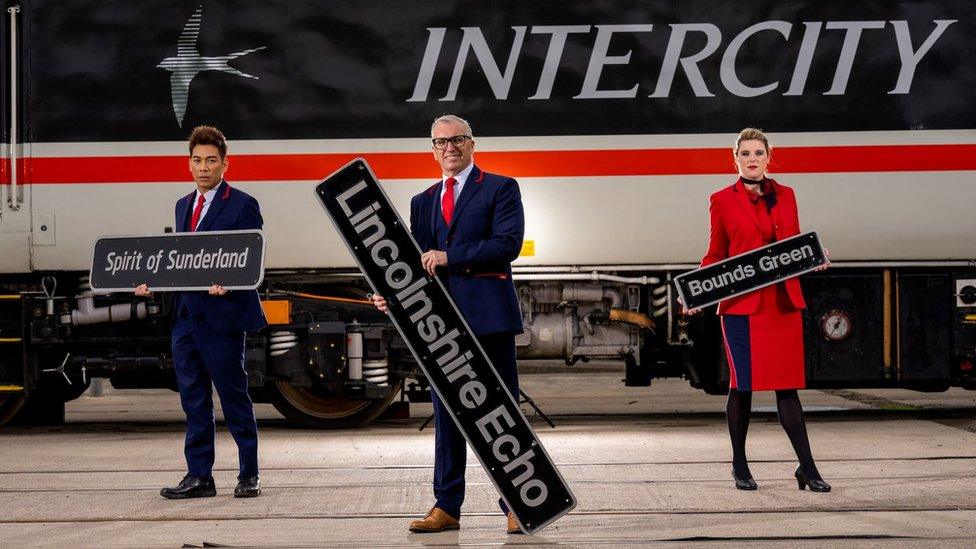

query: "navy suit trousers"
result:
(171, 310), (258, 479)
(431, 332), (519, 519)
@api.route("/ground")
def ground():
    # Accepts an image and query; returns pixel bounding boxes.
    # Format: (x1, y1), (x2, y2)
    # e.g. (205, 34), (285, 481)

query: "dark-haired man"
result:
(136, 126), (267, 499)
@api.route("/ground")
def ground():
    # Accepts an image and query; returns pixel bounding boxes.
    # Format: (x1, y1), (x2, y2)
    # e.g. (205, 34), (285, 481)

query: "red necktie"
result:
(189, 194), (206, 232)
(441, 177), (456, 225)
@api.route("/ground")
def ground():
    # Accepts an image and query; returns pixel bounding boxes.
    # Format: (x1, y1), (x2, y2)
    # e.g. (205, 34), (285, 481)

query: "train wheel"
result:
(266, 380), (402, 429)
(0, 394), (27, 426)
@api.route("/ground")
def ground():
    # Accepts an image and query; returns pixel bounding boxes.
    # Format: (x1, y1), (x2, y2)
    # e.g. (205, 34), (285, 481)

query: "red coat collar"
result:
(731, 177), (777, 229)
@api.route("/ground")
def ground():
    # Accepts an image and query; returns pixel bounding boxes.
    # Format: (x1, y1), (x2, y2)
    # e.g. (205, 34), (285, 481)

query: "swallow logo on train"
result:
(157, 5), (266, 127)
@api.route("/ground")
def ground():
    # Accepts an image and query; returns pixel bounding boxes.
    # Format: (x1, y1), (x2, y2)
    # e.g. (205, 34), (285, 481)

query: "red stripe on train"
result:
(1, 144), (975, 184)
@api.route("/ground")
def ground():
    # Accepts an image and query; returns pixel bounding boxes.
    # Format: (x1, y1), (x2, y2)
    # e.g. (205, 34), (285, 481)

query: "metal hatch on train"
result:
(2, 4), (31, 273)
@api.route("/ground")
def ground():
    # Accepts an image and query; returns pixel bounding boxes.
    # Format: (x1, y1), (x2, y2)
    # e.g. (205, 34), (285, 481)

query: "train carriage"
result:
(1, 0), (974, 427)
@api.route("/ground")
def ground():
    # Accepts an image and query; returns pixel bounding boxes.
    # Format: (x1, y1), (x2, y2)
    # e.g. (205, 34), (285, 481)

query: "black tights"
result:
(727, 389), (822, 480)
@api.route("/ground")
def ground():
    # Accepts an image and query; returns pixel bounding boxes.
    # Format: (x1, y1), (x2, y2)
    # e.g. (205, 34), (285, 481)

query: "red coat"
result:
(701, 178), (807, 315)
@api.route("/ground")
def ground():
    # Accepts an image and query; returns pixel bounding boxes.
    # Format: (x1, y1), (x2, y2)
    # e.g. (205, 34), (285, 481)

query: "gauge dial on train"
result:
(821, 310), (852, 342)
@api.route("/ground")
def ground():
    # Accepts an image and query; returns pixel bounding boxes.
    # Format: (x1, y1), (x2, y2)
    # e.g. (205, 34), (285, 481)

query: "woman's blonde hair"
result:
(734, 127), (771, 155)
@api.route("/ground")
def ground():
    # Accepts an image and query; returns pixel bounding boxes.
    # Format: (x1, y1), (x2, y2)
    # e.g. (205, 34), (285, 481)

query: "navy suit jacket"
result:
(410, 164), (524, 335)
(174, 180), (267, 334)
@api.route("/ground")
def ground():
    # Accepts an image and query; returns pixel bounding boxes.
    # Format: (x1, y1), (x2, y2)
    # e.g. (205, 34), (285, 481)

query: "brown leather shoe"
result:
(409, 507), (460, 533)
(507, 511), (523, 534)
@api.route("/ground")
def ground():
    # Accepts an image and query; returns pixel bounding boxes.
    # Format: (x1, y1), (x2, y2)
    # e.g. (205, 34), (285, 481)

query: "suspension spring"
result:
(269, 330), (298, 357)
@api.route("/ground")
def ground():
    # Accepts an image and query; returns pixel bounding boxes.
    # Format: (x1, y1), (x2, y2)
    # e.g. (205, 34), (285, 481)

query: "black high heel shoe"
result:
(732, 468), (757, 490)
(794, 466), (831, 492)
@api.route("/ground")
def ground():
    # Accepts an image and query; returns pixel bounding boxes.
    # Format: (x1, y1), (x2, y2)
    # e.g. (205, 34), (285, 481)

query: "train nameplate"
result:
(315, 158), (576, 534)
(674, 231), (826, 310)
(88, 230), (266, 292)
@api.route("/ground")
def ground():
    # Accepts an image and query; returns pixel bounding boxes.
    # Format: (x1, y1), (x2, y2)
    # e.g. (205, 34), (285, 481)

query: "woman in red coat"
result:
(691, 128), (830, 492)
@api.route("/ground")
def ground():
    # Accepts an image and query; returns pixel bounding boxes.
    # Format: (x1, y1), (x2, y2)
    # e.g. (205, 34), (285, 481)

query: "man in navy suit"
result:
(373, 115), (525, 534)
(136, 126), (267, 499)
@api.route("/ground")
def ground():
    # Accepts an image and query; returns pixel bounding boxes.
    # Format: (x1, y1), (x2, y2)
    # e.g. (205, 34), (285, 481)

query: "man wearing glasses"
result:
(372, 114), (525, 534)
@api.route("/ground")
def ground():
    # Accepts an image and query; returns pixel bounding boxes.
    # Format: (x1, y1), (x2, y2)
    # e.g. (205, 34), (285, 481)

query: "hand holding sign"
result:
(134, 283), (227, 296)
(371, 293), (389, 313)
(677, 295), (701, 316)
(816, 248), (831, 272)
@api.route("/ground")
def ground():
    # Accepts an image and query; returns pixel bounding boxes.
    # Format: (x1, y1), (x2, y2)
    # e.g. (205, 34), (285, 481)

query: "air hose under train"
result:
(608, 309), (656, 332)
(271, 289), (372, 305)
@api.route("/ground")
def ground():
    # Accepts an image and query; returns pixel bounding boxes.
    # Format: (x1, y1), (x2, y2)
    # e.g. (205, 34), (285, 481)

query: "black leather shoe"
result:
(235, 475), (261, 498)
(160, 475), (216, 499)
(732, 468), (757, 490)
(795, 466), (831, 492)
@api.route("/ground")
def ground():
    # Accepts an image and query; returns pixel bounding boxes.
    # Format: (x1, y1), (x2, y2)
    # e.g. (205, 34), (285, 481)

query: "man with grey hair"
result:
(430, 113), (472, 138)
(373, 114), (525, 534)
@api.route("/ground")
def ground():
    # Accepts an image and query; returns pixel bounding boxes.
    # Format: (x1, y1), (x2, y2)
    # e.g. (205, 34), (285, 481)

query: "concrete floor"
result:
(1, 371), (975, 548)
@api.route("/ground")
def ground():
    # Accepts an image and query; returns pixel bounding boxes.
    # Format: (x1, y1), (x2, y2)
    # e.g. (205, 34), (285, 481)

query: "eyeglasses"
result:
(432, 135), (472, 150)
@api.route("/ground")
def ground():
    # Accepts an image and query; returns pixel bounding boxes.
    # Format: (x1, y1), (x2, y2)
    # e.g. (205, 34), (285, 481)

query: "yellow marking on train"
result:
(0, 295), (21, 300)
(519, 240), (535, 257)
(0, 385), (25, 393)
(0, 338), (23, 343)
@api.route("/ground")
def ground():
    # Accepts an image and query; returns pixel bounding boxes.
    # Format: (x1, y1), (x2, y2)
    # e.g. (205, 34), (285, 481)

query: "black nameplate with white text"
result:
(89, 230), (266, 292)
(674, 232), (826, 310)
(316, 158), (576, 534)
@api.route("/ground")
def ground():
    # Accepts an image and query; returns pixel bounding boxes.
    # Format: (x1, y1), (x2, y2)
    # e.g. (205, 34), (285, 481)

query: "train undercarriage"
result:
(1, 265), (974, 428)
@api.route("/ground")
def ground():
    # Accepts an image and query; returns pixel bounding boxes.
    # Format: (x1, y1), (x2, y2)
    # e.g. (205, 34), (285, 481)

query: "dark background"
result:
(3, 0), (973, 142)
